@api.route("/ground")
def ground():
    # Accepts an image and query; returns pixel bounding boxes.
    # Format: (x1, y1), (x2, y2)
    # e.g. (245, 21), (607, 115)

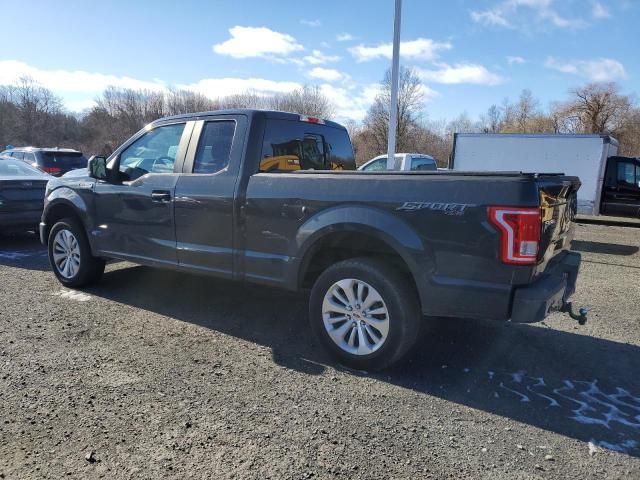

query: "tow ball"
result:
(561, 302), (589, 325)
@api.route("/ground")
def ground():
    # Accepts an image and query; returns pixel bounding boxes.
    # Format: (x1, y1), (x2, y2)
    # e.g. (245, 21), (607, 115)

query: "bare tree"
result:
(11, 77), (63, 145)
(447, 112), (479, 136)
(268, 85), (334, 118)
(565, 82), (632, 134)
(218, 91), (264, 110)
(479, 104), (502, 133)
(363, 66), (426, 154)
(166, 89), (218, 115)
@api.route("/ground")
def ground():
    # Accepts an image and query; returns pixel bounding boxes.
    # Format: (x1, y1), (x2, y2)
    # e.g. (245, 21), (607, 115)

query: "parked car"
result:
(451, 133), (640, 218)
(1, 147), (87, 177)
(359, 153), (437, 171)
(40, 109), (583, 370)
(0, 156), (51, 234)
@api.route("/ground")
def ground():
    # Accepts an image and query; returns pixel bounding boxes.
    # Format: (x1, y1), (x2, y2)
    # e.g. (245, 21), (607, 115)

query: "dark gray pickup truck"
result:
(40, 109), (583, 370)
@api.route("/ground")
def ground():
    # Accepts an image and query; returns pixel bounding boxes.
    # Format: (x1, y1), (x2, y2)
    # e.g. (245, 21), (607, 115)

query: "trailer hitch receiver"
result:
(561, 302), (588, 325)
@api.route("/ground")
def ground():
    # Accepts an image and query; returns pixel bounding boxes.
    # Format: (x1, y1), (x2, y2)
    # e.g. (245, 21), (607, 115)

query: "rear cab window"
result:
(410, 156), (437, 171)
(260, 120), (355, 172)
(40, 151), (87, 168)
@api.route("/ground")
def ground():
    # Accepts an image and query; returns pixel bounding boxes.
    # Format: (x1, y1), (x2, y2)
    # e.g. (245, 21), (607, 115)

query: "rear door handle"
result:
(151, 190), (172, 203)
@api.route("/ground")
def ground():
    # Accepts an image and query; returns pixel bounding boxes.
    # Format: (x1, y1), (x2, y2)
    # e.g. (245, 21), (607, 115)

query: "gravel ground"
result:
(1, 222), (639, 479)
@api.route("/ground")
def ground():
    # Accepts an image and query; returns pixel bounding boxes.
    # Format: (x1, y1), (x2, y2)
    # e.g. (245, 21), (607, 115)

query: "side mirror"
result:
(88, 155), (107, 180)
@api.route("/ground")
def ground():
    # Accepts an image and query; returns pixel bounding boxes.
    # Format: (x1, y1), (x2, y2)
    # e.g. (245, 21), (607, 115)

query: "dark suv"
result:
(1, 147), (87, 176)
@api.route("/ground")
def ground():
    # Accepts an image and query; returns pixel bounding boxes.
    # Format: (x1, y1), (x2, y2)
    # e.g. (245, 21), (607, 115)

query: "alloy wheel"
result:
(321, 278), (390, 355)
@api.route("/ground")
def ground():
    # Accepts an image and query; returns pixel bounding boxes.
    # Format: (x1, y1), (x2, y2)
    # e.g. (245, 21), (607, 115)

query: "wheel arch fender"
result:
(294, 205), (431, 298)
(43, 188), (94, 247)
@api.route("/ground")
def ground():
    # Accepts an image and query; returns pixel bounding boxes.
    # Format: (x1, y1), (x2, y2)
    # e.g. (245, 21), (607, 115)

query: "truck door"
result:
(601, 157), (640, 218)
(173, 115), (246, 278)
(92, 121), (192, 264)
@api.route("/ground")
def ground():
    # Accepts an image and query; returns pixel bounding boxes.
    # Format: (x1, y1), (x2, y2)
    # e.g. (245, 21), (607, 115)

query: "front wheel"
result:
(309, 257), (421, 371)
(48, 218), (105, 287)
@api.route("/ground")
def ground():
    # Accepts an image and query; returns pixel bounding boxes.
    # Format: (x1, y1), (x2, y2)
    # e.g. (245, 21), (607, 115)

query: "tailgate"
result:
(536, 175), (581, 269)
(0, 179), (48, 211)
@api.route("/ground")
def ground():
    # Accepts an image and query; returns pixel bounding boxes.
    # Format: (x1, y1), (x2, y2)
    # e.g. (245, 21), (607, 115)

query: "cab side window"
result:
(617, 161), (640, 186)
(193, 121), (236, 174)
(118, 123), (186, 180)
(362, 158), (387, 171)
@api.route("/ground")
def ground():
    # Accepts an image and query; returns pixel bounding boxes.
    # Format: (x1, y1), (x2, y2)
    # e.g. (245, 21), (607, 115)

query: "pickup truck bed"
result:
(40, 109), (583, 370)
(244, 169), (580, 322)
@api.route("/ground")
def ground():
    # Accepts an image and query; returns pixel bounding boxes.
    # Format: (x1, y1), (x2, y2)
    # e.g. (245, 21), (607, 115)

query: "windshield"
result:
(40, 151), (87, 168)
(0, 158), (47, 177)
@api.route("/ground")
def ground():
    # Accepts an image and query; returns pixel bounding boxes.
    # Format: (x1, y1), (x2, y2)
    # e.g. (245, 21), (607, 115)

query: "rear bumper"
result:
(511, 251), (581, 323)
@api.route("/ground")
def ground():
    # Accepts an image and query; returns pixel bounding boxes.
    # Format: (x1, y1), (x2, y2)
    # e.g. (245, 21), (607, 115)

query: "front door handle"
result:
(151, 190), (172, 203)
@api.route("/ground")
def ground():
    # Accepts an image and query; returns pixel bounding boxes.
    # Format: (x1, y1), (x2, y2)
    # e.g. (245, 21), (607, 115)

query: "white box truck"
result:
(450, 134), (640, 218)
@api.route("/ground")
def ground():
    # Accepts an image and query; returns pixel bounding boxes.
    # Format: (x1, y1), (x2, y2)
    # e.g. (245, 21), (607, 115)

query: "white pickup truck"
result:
(359, 153), (437, 171)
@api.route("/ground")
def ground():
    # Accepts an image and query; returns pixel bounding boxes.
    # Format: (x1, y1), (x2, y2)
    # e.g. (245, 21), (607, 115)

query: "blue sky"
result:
(1, 0), (638, 123)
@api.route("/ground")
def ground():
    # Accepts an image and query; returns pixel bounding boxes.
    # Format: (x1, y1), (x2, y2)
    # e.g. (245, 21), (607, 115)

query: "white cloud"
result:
(0, 60), (306, 111)
(417, 63), (504, 86)
(545, 57), (627, 82)
(318, 83), (420, 123)
(0, 60), (166, 94)
(336, 33), (354, 42)
(507, 55), (526, 64)
(65, 98), (98, 112)
(308, 67), (345, 82)
(592, 2), (611, 18)
(319, 82), (437, 123)
(213, 26), (303, 59)
(179, 78), (302, 98)
(302, 49), (341, 65)
(0, 60), (434, 123)
(300, 19), (321, 27)
(471, 9), (513, 28)
(540, 9), (586, 28)
(349, 38), (452, 62)
(471, 0), (587, 30)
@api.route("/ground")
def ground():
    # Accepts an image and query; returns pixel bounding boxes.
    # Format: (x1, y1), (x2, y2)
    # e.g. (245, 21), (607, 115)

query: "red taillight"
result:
(488, 207), (541, 265)
(43, 166), (62, 174)
(299, 115), (325, 124)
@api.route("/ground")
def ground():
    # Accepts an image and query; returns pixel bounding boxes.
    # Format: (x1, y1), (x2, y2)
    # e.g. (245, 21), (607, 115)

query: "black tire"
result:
(309, 257), (421, 371)
(47, 218), (105, 287)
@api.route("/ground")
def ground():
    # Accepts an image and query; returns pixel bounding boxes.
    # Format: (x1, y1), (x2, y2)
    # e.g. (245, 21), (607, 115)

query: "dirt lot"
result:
(1, 222), (639, 479)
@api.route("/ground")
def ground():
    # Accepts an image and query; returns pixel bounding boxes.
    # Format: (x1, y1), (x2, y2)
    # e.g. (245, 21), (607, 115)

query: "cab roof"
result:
(153, 109), (345, 130)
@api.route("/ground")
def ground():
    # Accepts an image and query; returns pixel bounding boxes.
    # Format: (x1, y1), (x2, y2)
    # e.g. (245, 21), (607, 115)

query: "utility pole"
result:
(386, 0), (402, 170)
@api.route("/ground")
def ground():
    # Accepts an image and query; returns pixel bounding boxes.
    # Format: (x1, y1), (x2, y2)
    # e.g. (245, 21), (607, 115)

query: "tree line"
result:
(352, 67), (640, 166)
(0, 79), (333, 157)
(1, 72), (639, 167)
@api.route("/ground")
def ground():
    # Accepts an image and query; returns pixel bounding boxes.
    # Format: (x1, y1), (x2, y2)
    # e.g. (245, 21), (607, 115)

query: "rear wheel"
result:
(48, 218), (105, 287)
(309, 257), (421, 371)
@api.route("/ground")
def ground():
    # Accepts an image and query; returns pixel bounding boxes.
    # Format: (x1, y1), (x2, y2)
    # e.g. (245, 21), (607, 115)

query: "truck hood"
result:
(62, 168), (89, 178)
